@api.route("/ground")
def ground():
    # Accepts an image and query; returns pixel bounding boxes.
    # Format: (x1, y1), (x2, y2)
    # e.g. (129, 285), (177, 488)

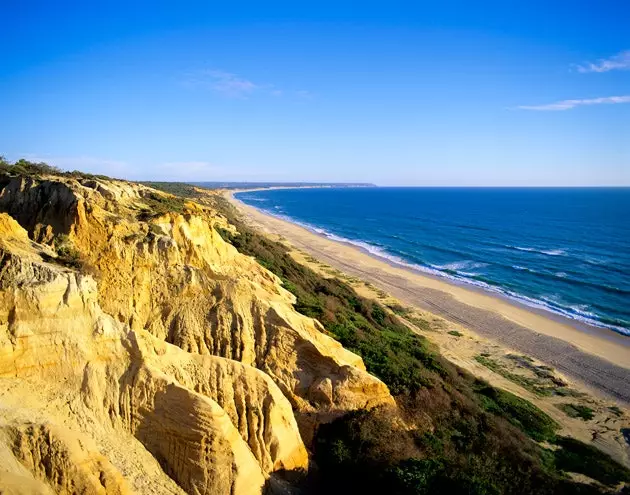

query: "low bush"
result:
(1, 157), (62, 177)
(557, 403), (595, 421)
(52, 234), (84, 269)
(0, 156), (114, 181)
(554, 436), (630, 486)
(474, 384), (559, 442)
(137, 192), (186, 219)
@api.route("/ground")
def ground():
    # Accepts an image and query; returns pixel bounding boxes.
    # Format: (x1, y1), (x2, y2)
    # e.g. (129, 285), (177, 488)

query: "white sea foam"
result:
(244, 205), (630, 336)
(510, 245), (567, 256)
(431, 261), (489, 272)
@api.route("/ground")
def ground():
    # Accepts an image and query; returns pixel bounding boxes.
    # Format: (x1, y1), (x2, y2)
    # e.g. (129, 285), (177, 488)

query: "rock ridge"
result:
(0, 173), (393, 493)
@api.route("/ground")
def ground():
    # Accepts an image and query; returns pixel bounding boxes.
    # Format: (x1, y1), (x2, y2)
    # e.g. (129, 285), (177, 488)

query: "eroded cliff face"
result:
(0, 174), (393, 493)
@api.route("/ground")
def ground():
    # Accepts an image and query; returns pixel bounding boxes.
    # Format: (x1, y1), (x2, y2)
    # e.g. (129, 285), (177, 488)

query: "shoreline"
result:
(227, 189), (630, 406)
(232, 188), (628, 339)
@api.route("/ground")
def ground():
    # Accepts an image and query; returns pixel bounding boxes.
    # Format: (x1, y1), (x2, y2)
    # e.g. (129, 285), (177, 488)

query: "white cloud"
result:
(182, 69), (268, 98)
(576, 50), (630, 73)
(517, 95), (630, 111)
(182, 69), (310, 99)
(202, 70), (259, 97)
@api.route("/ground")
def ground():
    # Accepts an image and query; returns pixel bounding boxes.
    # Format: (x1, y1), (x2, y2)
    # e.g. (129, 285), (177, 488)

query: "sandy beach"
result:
(228, 191), (630, 406)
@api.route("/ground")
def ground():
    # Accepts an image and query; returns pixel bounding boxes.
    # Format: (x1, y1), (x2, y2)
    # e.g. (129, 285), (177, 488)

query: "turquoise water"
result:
(235, 187), (630, 336)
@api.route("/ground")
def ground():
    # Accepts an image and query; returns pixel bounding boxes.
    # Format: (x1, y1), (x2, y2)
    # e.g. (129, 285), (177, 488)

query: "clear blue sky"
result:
(1, 1), (628, 185)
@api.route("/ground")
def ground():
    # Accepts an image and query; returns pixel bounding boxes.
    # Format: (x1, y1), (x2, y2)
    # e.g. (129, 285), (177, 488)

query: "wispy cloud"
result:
(575, 50), (630, 73)
(202, 70), (259, 97)
(517, 95), (630, 111)
(181, 69), (260, 97)
(182, 69), (310, 99)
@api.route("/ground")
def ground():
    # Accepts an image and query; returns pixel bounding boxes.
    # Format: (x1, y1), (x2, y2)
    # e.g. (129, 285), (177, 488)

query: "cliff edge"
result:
(0, 173), (393, 494)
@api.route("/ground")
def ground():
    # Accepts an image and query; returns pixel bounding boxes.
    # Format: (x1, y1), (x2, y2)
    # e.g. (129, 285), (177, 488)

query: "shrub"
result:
(0, 156), (114, 181)
(52, 234), (83, 269)
(137, 192), (186, 219)
(557, 403), (595, 421)
(11, 158), (62, 176)
(474, 384), (559, 442)
(554, 436), (630, 486)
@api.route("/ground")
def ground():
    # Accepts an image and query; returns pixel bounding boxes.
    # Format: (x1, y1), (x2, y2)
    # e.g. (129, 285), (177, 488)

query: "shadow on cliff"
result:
(264, 468), (314, 495)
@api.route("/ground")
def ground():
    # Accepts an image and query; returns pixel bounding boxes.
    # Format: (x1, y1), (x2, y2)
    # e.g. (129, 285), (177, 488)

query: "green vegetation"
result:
(557, 403), (595, 421)
(506, 354), (568, 387)
(386, 303), (435, 332)
(0, 156), (62, 176)
(137, 191), (187, 219)
(0, 156), (112, 181)
(474, 354), (572, 397)
(140, 181), (205, 199)
(474, 384), (559, 442)
(51, 234), (83, 269)
(554, 436), (630, 486)
(387, 303), (409, 316)
(608, 405), (623, 417)
(448, 330), (463, 337)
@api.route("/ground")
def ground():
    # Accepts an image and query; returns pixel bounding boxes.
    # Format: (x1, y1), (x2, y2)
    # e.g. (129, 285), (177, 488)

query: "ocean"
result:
(235, 187), (630, 336)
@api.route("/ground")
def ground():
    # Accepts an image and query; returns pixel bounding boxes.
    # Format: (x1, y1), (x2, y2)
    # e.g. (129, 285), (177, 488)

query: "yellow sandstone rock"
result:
(0, 174), (393, 493)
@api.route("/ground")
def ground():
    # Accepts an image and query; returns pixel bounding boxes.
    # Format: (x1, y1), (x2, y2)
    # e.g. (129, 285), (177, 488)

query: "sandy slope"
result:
(228, 192), (630, 406)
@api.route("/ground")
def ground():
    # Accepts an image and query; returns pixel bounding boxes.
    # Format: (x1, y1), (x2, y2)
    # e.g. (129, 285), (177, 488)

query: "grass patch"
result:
(474, 384), (559, 442)
(137, 192), (186, 219)
(506, 354), (568, 387)
(557, 403), (595, 421)
(475, 354), (561, 397)
(141, 181), (205, 199)
(608, 405), (623, 417)
(553, 436), (630, 486)
(447, 330), (463, 337)
(386, 304), (435, 332)
(387, 303), (410, 316)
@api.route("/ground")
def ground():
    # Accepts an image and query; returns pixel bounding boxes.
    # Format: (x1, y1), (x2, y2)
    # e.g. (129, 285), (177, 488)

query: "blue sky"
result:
(1, 1), (628, 185)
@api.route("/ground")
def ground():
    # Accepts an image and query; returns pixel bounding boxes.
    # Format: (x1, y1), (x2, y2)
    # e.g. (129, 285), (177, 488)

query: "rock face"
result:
(0, 175), (393, 493)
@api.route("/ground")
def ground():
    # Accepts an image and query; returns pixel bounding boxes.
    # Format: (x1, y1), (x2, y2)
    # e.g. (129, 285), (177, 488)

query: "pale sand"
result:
(227, 192), (630, 406)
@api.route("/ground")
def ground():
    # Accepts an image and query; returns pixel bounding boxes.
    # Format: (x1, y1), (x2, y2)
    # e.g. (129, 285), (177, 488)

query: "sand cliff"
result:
(0, 175), (393, 493)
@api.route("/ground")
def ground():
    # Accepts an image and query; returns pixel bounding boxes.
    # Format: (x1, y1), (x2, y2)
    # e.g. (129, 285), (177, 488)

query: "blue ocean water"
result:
(235, 187), (630, 336)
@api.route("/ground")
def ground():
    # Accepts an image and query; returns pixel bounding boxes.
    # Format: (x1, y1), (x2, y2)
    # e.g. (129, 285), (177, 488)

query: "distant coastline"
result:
(195, 181), (376, 190)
